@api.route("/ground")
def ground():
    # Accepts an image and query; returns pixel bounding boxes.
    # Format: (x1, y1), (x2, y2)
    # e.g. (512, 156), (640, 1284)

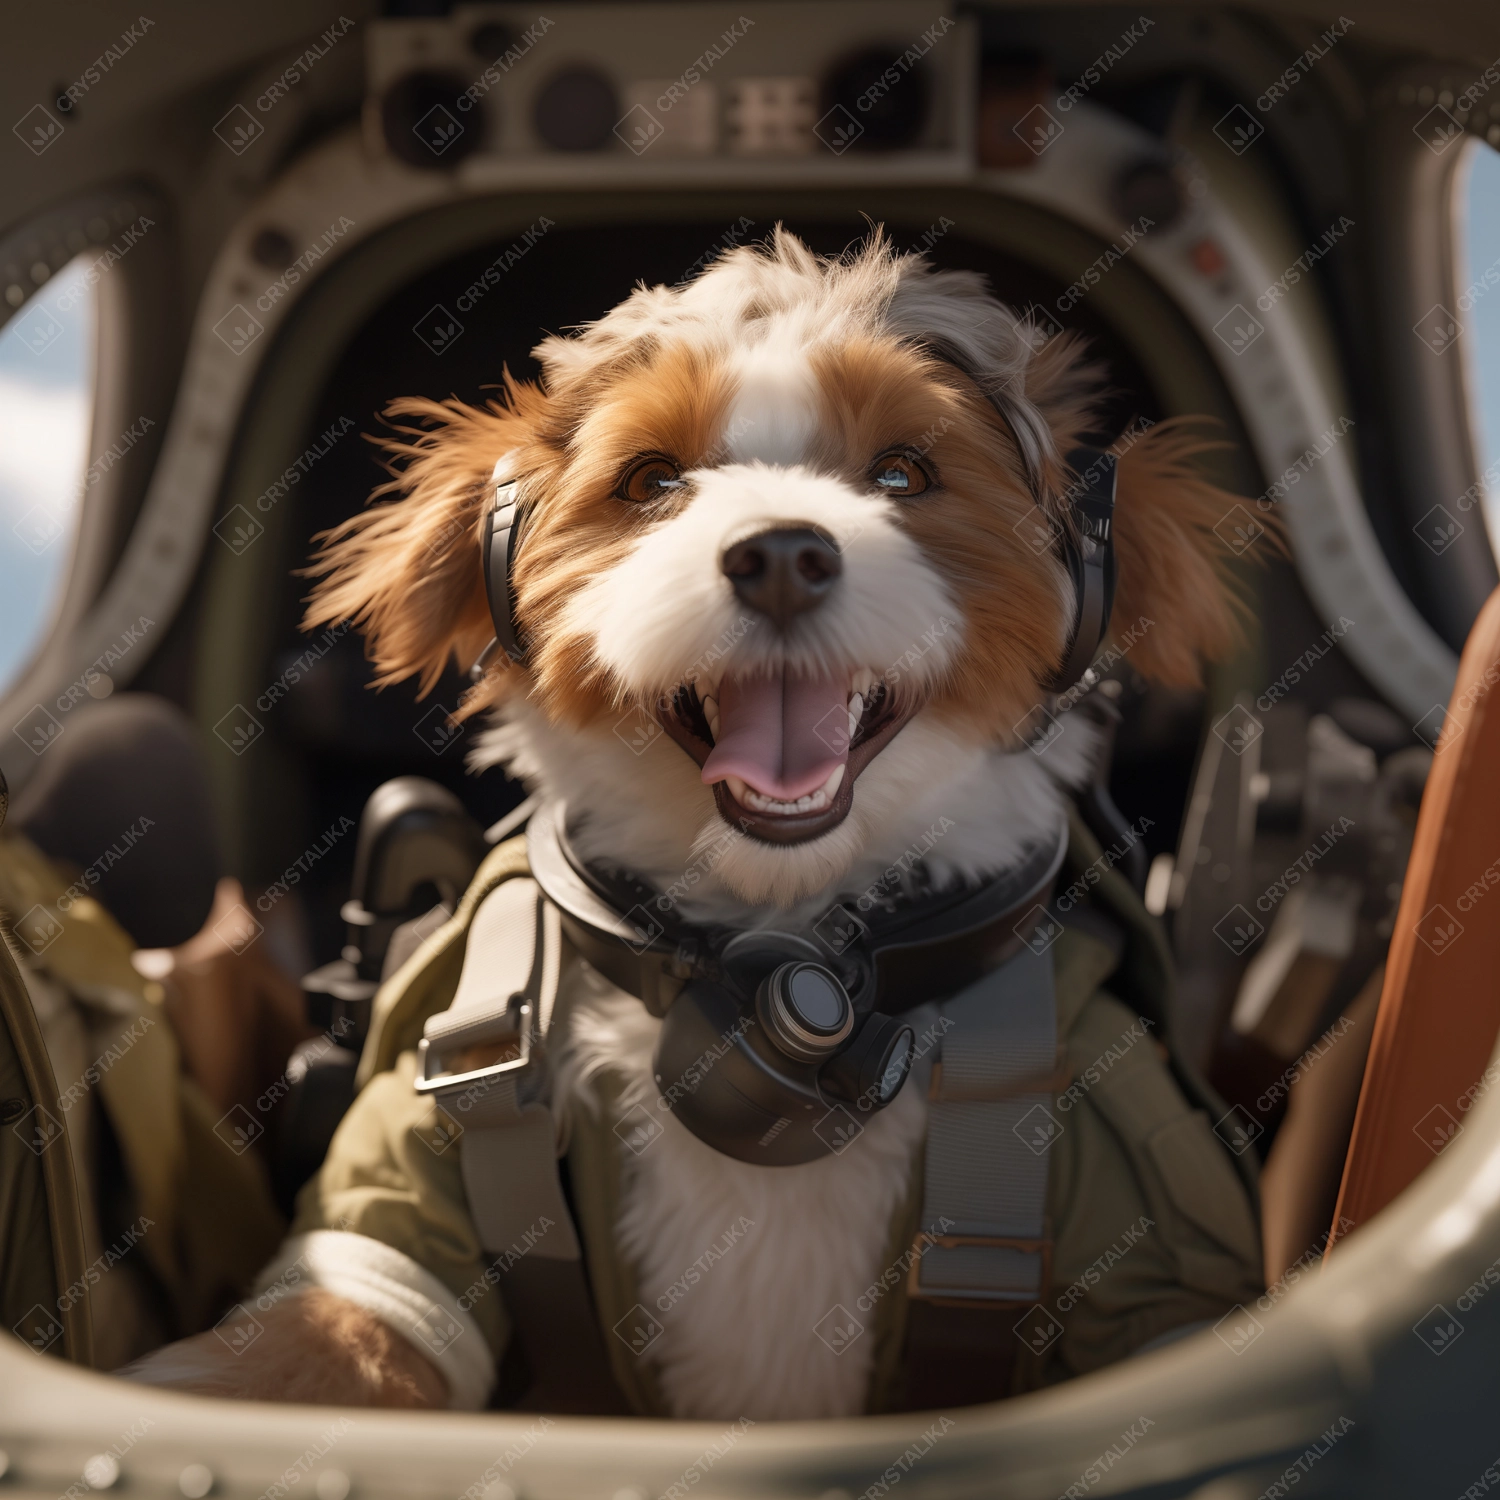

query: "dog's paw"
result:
(117, 1288), (448, 1408)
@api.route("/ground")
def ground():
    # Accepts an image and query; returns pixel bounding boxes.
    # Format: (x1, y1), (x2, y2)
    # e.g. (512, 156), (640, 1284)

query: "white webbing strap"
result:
(414, 876), (628, 1411)
(913, 941), (1058, 1303)
(417, 877), (579, 1259)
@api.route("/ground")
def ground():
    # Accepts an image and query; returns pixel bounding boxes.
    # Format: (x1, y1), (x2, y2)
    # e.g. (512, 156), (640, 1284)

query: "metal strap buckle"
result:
(906, 1231), (1054, 1309)
(414, 998), (532, 1098)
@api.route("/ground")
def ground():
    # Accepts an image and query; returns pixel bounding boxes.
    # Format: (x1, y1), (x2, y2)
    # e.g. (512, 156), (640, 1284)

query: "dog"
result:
(124, 229), (1257, 1415)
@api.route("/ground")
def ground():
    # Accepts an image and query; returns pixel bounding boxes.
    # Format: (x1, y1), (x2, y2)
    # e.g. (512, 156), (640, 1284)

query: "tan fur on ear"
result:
(1108, 417), (1277, 687)
(302, 382), (551, 701)
(1021, 326), (1108, 463)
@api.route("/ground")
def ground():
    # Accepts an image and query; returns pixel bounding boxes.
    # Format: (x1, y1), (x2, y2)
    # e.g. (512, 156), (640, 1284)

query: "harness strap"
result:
(415, 824), (1063, 1411)
(904, 939), (1059, 1405)
(416, 876), (626, 1412)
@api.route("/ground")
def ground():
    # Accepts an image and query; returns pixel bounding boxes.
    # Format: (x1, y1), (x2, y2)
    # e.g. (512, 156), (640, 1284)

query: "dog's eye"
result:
(617, 456), (685, 504)
(869, 450), (933, 498)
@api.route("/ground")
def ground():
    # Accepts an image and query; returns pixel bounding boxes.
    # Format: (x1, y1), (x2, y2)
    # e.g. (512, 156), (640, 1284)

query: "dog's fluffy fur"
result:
(136, 230), (1252, 1413)
(307, 228), (1243, 911)
(120, 1287), (448, 1407)
(552, 960), (934, 1419)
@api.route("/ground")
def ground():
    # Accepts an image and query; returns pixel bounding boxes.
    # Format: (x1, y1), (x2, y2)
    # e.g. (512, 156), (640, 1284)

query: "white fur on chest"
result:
(553, 968), (928, 1420)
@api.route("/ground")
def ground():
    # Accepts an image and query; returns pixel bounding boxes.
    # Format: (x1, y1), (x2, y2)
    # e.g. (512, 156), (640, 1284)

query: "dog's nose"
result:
(720, 527), (842, 628)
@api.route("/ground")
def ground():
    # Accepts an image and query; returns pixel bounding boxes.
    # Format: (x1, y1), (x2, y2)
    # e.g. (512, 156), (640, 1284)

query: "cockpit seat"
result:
(1330, 585), (1500, 1245)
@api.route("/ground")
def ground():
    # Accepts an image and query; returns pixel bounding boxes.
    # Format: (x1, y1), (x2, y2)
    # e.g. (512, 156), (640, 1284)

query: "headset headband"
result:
(471, 459), (529, 679)
(471, 444), (1117, 697)
(919, 342), (1118, 695)
(1046, 447), (1118, 694)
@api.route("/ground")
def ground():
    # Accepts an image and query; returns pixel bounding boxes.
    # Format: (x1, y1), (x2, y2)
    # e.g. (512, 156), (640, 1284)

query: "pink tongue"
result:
(702, 669), (849, 800)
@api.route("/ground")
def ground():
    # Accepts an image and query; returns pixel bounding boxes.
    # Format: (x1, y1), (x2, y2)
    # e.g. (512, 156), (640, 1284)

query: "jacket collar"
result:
(526, 801), (1068, 1016)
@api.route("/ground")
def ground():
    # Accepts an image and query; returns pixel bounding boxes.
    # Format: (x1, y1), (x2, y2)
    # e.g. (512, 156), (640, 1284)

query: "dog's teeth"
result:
(852, 668), (875, 697)
(726, 776), (837, 816)
(847, 692), (864, 738)
(703, 695), (719, 740)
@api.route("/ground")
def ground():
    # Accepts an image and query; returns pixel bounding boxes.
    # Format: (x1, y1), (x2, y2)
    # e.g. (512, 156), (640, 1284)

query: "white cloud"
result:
(0, 375), (91, 525)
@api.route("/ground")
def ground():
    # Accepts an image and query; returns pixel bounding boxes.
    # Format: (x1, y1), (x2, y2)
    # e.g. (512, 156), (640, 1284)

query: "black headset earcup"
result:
(482, 479), (528, 667)
(655, 980), (836, 1166)
(1044, 447), (1118, 694)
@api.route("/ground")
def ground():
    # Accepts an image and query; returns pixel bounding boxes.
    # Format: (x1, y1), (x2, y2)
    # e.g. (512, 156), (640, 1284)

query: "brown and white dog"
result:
(126, 229), (1248, 1412)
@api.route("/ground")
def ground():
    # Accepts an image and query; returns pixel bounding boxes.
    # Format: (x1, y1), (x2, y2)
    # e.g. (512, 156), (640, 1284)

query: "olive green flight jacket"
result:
(292, 814), (1263, 1412)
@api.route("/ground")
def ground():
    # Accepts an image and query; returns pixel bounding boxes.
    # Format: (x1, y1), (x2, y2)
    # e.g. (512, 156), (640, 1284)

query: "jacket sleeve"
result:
(1017, 984), (1265, 1389)
(281, 1049), (508, 1408)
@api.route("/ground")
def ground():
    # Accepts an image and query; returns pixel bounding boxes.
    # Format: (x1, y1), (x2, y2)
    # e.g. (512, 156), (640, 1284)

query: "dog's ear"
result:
(303, 385), (549, 701)
(1106, 418), (1270, 687)
(1015, 331), (1268, 687)
(883, 264), (1260, 690)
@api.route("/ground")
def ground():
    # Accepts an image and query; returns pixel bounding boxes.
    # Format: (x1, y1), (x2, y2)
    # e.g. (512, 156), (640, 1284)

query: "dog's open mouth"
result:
(656, 668), (919, 844)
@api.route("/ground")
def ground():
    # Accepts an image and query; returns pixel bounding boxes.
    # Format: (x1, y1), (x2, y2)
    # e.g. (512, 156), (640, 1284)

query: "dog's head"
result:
(307, 229), (1250, 907)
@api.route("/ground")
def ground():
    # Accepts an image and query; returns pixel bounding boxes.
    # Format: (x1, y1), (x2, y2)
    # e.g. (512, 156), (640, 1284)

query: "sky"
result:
(1463, 141), (1500, 551)
(0, 256), (92, 695)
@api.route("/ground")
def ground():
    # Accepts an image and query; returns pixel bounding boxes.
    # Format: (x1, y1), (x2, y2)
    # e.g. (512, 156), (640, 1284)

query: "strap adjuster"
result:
(907, 1232), (1054, 1308)
(414, 998), (532, 1098)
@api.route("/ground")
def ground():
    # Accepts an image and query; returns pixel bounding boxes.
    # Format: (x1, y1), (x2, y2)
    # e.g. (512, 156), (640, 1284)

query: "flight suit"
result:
(285, 813), (1265, 1412)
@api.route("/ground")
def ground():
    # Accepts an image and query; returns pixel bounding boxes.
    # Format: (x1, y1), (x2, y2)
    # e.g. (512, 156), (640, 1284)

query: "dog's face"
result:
(308, 231), (1244, 907)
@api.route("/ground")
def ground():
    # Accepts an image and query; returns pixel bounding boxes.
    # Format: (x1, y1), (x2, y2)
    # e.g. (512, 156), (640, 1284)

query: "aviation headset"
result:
(465, 398), (1119, 1164)
(471, 445), (1118, 693)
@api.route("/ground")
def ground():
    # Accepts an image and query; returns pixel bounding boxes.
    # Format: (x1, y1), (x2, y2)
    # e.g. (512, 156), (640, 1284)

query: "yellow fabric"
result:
(0, 832), (185, 1279)
(0, 830), (283, 1335)
(0, 930), (91, 1365)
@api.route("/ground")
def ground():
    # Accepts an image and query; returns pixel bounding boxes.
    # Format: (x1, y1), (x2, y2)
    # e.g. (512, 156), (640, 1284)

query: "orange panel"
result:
(1331, 587), (1500, 1246)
